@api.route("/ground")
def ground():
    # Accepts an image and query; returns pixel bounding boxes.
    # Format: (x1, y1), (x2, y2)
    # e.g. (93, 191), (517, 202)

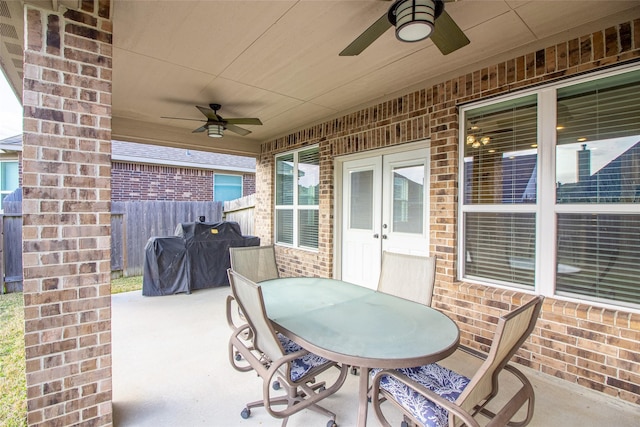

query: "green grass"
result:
(0, 292), (27, 427)
(111, 275), (143, 294)
(0, 276), (142, 425)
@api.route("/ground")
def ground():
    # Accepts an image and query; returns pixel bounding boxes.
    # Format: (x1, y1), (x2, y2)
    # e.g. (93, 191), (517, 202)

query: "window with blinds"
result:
(275, 146), (319, 250)
(556, 214), (640, 304)
(465, 213), (536, 288)
(463, 95), (538, 204)
(461, 95), (538, 291)
(557, 70), (640, 203)
(555, 69), (640, 305)
(460, 67), (640, 308)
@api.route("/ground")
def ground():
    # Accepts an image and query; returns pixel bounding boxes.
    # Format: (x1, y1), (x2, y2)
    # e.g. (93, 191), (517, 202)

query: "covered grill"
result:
(142, 221), (259, 296)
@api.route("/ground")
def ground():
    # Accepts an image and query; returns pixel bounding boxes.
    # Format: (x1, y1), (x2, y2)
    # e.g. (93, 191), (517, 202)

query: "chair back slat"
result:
(227, 269), (284, 363)
(377, 251), (437, 306)
(230, 245), (279, 283)
(456, 296), (544, 417)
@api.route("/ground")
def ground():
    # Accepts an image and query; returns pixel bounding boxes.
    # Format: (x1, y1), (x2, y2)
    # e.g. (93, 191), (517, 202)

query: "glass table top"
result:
(260, 277), (459, 368)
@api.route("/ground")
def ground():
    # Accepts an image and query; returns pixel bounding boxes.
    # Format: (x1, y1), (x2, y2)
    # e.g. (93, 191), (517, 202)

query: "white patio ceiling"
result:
(2, 1), (640, 156)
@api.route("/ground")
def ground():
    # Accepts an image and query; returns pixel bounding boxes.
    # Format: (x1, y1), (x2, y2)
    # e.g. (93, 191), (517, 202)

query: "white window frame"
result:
(457, 64), (640, 311)
(274, 145), (319, 251)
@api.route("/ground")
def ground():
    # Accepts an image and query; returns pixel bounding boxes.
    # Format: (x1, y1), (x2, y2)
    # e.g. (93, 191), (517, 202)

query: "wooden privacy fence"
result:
(111, 200), (223, 277)
(223, 193), (256, 236)
(1, 198), (256, 291)
(1, 199), (22, 293)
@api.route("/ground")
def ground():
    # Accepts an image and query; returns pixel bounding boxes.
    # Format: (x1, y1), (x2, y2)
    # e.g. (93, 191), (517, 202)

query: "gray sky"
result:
(0, 73), (22, 139)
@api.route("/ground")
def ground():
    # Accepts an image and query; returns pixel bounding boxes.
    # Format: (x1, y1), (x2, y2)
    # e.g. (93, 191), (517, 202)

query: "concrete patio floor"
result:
(111, 286), (640, 427)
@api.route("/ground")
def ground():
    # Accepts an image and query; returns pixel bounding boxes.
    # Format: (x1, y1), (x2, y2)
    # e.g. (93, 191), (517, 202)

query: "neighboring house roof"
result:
(0, 134), (21, 150)
(111, 140), (255, 173)
(0, 135), (256, 173)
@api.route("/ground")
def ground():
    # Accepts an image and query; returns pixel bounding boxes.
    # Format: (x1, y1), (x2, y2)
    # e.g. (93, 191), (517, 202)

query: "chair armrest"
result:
(483, 364), (535, 427)
(455, 346), (535, 427)
(228, 324), (262, 373)
(371, 369), (481, 427)
(226, 295), (245, 330)
(263, 349), (348, 419)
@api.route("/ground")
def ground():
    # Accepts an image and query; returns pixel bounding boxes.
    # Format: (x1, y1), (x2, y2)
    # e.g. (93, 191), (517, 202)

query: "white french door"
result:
(340, 148), (429, 289)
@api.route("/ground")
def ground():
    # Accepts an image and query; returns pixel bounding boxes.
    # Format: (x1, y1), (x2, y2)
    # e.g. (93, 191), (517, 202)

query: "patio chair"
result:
(227, 269), (349, 427)
(370, 295), (544, 427)
(226, 245), (279, 331)
(229, 245), (280, 282)
(377, 251), (437, 306)
(350, 252), (438, 376)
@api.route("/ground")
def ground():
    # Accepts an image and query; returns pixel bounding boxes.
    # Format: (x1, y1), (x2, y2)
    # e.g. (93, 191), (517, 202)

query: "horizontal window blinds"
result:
(276, 210), (293, 245)
(298, 148), (319, 206)
(557, 70), (640, 204)
(275, 147), (319, 249)
(556, 214), (640, 305)
(276, 154), (294, 205)
(298, 210), (319, 249)
(464, 95), (537, 205)
(464, 213), (536, 288)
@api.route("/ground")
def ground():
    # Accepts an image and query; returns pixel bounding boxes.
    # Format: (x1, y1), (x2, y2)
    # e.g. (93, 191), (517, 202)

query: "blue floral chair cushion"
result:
(371, 363), (471, 427)
(278, 333), (330, 382)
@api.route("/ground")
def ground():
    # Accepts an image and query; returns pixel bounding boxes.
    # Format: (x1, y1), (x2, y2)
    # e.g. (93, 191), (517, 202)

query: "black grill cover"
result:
(142, 237), (190, 296)
(143, 221), (259, 296)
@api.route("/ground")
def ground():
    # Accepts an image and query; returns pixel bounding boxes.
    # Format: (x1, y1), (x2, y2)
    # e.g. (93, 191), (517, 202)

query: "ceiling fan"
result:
(340, 0), (470, 56)
(161, 103), (262, 138)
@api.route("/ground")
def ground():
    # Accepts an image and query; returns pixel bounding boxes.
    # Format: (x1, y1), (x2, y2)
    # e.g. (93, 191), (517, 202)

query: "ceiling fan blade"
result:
(161, 116), (206, 122)
(430, 9), (469, 55)
(225, 118), (263, 126)
(339, 13), (392, 56)
(192, 125), (207, 133)
(225, 123), (252, 136)
(196, 105), (218, 120)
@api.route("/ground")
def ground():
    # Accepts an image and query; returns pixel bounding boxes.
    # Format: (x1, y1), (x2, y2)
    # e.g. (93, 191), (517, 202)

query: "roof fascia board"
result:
(112, 154), (255, 174)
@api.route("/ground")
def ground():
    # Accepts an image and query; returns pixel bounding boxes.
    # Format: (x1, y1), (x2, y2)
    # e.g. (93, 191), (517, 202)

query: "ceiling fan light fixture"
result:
(207, 124), (224, 138)
(393, 0), (436, 42)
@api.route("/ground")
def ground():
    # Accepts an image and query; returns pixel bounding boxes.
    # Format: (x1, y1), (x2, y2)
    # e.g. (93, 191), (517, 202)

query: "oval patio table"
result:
(260, 277), (460, 427)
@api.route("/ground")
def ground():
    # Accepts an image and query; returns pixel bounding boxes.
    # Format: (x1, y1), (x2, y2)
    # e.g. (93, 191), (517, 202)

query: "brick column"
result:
(22, 1), (113, 425)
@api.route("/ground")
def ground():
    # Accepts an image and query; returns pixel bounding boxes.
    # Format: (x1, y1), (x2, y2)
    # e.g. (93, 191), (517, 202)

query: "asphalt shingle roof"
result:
(0, 135), (256, 172)
(111, 140), (255, 171)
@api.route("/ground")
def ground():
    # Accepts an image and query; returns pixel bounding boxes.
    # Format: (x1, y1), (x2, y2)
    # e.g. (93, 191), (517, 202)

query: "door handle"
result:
(373, 233), (379, 239)
(382, 234), (388, 239)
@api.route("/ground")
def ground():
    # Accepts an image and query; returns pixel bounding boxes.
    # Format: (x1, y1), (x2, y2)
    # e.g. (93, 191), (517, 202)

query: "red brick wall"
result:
(242, 172), (255, 196)
(111, 162), (256, 202)
(111, 162), (213, 201)
(256, 19), (640, 405)
(22, 1), (113, 425)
